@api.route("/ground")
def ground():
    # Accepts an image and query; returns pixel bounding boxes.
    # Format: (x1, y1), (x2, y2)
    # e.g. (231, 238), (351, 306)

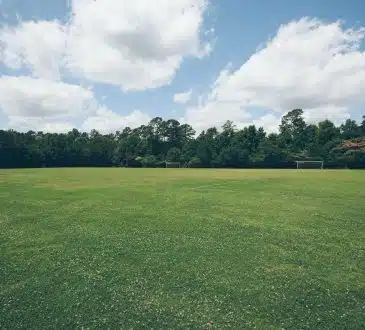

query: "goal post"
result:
(296, 160), (324, 169)
(165, 161), (181, 168)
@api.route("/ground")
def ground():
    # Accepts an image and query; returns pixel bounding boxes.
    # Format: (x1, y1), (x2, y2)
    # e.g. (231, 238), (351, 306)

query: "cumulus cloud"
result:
(173, 89), (193, 104)
(7, 116), (74, 133)
(0, 76), (96, 119)
(0, 21), (67, 80)
(81, 108), (151, 134)
(0, 0), (210, 132)
(0, 0), (212, 90)
(3, 8), (365, 134)
(184, 18), (365, 132)
(252, 113), (281, 133)
(0, 76), (150, 132)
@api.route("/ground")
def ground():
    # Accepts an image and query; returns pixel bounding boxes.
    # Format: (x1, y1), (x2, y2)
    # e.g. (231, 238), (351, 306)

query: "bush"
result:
(141, 155), (158, 168)
(127, 157), (143, 167)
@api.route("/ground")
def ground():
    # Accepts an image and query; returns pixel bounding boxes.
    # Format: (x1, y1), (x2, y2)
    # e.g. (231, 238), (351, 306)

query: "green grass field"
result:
(1, 168), (364, 329)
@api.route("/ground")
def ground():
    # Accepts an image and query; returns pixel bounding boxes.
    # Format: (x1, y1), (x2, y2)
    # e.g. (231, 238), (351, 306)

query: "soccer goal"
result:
(296, 160), (324, 169)
(165, 162), (181, 168)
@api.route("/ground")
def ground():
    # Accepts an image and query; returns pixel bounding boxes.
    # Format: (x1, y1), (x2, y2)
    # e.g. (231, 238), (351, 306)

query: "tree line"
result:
(1, 109), (365, 169)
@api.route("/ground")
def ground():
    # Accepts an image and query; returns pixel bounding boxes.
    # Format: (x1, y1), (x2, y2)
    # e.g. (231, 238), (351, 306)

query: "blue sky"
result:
(0, 0), (365, 133)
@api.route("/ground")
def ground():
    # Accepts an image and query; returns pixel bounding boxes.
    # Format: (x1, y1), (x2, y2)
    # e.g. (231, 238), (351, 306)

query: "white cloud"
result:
(0, 76), (96, 120)
(253, 113), (281, 133)
(303, 106), (350, 125)
(0, 75), (151, 133)
(185, 100), (252, 132)
(81, 108), (151, 133)
(7, 116), (74, 133)
(184, 18), (365, 132)
(0, 20), (67, 80)
(0, 0), (212, 91)
(0, 75), (93, 132)
(173, 89), (193, 104)
(3, 8), (365, 135)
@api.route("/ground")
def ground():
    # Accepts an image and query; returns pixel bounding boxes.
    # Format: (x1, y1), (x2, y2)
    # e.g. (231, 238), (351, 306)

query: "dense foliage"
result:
(1, 109), (365, 168)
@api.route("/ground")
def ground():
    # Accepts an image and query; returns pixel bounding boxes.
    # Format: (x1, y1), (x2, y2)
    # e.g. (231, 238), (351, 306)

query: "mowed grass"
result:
(1, 168), (364, 329)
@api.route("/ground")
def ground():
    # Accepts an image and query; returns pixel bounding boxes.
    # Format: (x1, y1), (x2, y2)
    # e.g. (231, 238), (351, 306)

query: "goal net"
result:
(296, 161), (324, 169)
(165, 162), (181, 168)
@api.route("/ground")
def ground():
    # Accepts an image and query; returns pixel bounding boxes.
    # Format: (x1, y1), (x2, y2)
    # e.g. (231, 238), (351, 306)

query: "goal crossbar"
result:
(296, 160), (324, 169)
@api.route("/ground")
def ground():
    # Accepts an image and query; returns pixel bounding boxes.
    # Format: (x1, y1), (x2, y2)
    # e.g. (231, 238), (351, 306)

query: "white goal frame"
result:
(165, 161), (181, 168)
(296, 160), (324, 169)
